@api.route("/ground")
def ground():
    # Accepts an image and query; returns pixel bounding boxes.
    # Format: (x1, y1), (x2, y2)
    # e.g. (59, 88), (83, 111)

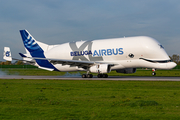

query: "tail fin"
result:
(19, 30), (49, 53)
(19, 29), (57, 71)
(3, 47), (12, 61)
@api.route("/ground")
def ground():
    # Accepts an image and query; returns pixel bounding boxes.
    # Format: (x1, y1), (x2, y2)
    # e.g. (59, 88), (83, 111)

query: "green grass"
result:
(1, 79), (180, 119)
(0, 65), (37, 68)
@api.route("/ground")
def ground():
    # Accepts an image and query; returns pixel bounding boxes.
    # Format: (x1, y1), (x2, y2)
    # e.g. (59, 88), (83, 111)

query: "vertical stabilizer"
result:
(3, 47), (12, 61)
(19, 29), (58, 71)
(20, 30), (49, 53)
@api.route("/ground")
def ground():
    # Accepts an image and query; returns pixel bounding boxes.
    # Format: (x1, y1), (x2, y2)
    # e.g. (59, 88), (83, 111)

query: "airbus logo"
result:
(21, 30), (40, 52)
(71, 48), (123, 57)
(93, 48), (123, 57)
(69, 41), (124, 60)
(5, 51), (10, 57)
(69, 41), (103, 61)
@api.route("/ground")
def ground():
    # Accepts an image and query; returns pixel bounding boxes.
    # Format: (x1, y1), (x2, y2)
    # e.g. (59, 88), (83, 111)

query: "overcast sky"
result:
(1, 0), (180, 61)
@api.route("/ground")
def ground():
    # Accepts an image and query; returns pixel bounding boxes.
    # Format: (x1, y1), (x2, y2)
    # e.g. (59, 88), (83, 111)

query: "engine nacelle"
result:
(90, 64), (111, 73)
(116, 68), (136, 74)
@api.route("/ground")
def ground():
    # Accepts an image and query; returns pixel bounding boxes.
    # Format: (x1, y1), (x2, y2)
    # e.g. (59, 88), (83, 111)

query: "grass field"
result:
(1, 66), (180, 119)
(0, 79), (180, 120)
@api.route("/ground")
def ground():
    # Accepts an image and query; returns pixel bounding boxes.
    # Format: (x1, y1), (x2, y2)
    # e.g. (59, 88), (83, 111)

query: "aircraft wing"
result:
(30, 57), (114, 69)
(50, 59), (95, 68)
(3, 47), (114, 70)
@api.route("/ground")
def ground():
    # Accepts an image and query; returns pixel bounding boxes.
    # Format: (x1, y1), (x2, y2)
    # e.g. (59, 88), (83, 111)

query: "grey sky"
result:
(1, 0), (180, 61)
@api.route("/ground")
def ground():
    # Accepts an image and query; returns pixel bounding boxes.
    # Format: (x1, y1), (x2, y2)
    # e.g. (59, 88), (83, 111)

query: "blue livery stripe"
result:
(20, 30), (58, 71)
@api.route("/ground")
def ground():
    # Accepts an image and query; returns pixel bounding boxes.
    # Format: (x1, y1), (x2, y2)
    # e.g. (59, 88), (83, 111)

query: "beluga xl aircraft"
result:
(3, 30), (176, 78)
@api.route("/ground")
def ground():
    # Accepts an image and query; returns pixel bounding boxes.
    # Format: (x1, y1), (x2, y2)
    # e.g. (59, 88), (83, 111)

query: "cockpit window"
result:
(128, 53), (134, 58)
(140, 58), (172, 63)
(158, 44), (164, 49)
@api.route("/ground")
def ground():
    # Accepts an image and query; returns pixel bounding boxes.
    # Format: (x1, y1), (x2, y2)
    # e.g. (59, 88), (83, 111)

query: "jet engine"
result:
(89, 64), (111, 73)
(116, 68), (136, 74)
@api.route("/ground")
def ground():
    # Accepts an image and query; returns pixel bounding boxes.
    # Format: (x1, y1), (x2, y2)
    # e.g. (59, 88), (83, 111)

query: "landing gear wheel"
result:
(152, 72), (156, 76)
(97, 74), (103, 78)
(87, 74), (93, 78)
(82, 74), (87, 78)
(103, 74), (108, 78)
(97, 74), (108, 78)
(82, 74), (93, 78)
(90, 74), (93, 78)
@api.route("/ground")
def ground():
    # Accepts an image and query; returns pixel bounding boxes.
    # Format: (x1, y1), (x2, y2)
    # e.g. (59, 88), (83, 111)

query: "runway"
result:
(1, 75), (180, 81)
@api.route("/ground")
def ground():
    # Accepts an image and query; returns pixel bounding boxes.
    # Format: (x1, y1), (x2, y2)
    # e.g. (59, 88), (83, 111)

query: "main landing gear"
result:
(81, 74), (108, 78)
(152, 68), (156, 76)
(82, 74), (93, 78)
(97, 74), (108, 78)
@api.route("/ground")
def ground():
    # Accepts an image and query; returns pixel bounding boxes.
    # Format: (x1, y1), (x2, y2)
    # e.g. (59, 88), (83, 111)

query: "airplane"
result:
(3, 29), (177, 78)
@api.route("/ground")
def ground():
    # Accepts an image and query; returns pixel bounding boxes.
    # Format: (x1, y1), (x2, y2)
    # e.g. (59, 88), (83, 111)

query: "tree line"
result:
(0, 61), (24, 65)
(169, 54), (180, 65)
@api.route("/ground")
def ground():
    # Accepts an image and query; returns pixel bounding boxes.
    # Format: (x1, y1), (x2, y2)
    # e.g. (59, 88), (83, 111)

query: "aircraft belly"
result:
(54, 64), (81, 72)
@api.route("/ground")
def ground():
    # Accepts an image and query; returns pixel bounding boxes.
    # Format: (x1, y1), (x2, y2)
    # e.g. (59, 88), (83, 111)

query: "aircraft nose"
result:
(167, 62), (177, 69)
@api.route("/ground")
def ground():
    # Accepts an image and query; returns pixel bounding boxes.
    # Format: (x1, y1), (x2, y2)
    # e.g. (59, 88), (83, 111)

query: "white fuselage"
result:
(42, 36), (176, 72)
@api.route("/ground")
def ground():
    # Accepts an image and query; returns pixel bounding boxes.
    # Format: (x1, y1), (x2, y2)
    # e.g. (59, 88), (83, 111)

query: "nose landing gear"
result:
(152, 68), (156, 76)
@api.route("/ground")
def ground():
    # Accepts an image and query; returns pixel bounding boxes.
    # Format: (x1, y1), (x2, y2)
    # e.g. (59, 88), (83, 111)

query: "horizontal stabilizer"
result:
(19, 53), (27, 57)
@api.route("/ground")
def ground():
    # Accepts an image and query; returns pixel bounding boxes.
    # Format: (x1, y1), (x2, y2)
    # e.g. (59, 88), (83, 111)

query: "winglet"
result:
(3, 47), (12, 61)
